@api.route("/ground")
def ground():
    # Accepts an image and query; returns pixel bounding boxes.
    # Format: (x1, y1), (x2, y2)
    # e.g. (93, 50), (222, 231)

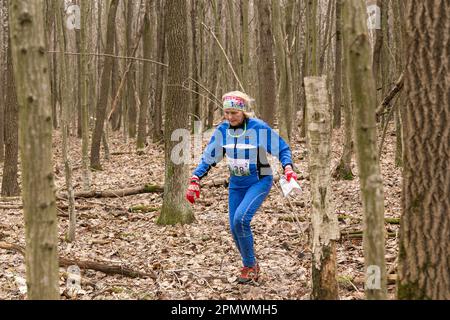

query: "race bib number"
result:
(228, 158), (250, 176)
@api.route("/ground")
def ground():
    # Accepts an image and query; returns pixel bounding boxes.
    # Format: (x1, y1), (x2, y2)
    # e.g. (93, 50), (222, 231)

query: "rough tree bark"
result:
(302, 0), (319, 138)
(392, 0), (405, 168)
(333, 15), (354, 181)
(152, 0), (165, 142)
(137, 0), (152, 152)
(305, 76), (340, 300)
(272, 0), (293, 143)
(398, 1), (450, 300)
(343, 0), (387, 299)
(240, 0), (249, 92)
(256, 0), (276, 127)
(56, 0), (76, 242)
(1, 34), (20, 196)
(80, 0), (90, 190)
(333, 0), (342, 128)
(190, 0), (200, 132)
(157, 0), (194, 225)
(90, 0), (119, 170)
(126, 0), (137, 138)
(9, 0), (59, 299)
(205, 1), (222, 130)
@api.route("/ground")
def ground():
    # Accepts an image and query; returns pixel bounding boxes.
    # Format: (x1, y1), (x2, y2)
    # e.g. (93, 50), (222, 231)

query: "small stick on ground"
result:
(0, 241), (155, 279)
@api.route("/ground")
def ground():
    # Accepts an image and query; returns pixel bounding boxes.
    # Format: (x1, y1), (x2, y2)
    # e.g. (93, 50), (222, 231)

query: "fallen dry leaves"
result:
(0, 123), (401, 300)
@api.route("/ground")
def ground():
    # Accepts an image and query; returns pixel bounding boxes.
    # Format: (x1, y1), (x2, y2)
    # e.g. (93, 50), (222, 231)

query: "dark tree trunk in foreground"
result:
(9, 0), (59, 299)
(398, 1), (450, 300)
(157, 0), (194, 225)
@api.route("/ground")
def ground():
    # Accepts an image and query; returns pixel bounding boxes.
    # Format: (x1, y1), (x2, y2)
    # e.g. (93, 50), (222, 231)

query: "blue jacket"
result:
(193, 118), (293, 188)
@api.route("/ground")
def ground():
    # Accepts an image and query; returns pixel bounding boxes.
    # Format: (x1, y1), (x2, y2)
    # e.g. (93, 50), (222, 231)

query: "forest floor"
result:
(0, 121), (402, 300)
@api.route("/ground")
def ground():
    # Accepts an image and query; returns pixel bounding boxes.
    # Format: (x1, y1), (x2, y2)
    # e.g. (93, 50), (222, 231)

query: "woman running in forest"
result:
(185, 91), (298, 284)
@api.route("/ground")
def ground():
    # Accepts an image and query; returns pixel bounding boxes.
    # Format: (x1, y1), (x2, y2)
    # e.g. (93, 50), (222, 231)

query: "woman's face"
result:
(224, 109), (245, 126)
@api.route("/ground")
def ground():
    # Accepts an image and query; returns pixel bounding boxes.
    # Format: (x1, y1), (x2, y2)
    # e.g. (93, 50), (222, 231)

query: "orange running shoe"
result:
(238, 263), (260, 284)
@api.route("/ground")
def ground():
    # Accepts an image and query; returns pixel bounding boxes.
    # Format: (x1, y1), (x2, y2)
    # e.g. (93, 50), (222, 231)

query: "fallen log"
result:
(0, 241), (155, 279)
(58, 184), (164, 199)
(279, 215), (400, 224)
(340, 231), (396, 238)
(0, 196), (21, 202)
(128, 205), (159, 213)
(1, 204), (96, 211)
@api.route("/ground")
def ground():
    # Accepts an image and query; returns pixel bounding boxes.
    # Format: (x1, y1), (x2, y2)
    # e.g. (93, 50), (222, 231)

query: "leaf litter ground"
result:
(0, 124), (401, 300)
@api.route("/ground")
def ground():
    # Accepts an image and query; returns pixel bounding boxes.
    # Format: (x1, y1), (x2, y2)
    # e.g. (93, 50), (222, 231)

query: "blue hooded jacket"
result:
(193, 117), (293, 188)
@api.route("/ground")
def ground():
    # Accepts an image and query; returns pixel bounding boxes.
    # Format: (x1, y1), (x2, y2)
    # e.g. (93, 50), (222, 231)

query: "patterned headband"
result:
(223, 96), (246, 111)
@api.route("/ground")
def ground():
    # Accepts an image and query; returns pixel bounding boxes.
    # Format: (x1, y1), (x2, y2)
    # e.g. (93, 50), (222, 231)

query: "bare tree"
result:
(333, 0), (343, 128)
(305, 76), (340, 300)
(126, 0), (137, 138)
(157, 0), (194, 225)
(90, 0), (120, 170)
(152, 0), (165, 142)
(343, 0), (387, 299)
(256, 0), (276, 126)
(1, 34), (19, 196)
(398, 0), (450, 300)
(137, 0), (152, 152)
(9, 0), (59, 299)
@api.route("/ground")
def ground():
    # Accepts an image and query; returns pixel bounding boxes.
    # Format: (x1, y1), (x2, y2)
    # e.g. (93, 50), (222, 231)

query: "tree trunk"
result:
(256, 0), (276, 127)
(80, 0), (90, 191)
(152, 0), (165, 143)
(0, 0), (7, 163)
(397, 1), (450, 300)
(240, 0), (249, 92)
(90, 0), (119, 170)
(206, 1), (222, 130)
(333, 0), (342, 128)
(305, 76), (340, 300)
(392, 0), (405, 168)
(305, 0), (319, 77)
(303, 0), (319, 139)
(380, 0), (390, 98)
(137, 0), (152, 152)
(333, 22), (354, 181)
(190, 0), (200, 133)
(334, 70), (354, 180)
(371, 0), (383, 105)
(157, 0), (194, 225)
(342, 0), (387, 299)
(0, 70), (3, 163)
(9, 0), (59, 299)
(126, 0), (136, 138)
(226, 0), (241, 88)
(56, 0), (76, 242)
(272, 0), (293, 143)
(43, 0), (56, 131)
(109, 33), (122, 131)
(51, 5), (58, 129)
(75, 23), (82, 138)
(319, 0), (333, 75)
(1, 36), (19, 196)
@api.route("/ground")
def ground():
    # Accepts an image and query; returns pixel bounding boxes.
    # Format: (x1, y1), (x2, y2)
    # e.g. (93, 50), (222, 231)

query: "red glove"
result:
(186, 176), (200, 204)
(284, 165), (298, 182)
